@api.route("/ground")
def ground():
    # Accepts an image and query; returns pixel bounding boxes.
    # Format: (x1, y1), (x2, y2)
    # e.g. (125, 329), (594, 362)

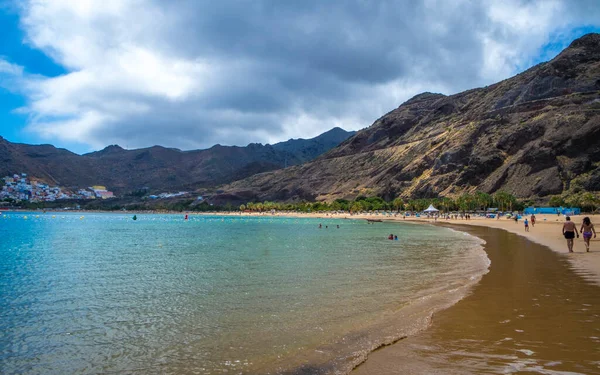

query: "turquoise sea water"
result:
(0, 212), (487, 374)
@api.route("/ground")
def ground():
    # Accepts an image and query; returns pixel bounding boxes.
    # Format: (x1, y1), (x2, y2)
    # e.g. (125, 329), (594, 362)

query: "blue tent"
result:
(524, 207), (581, 215)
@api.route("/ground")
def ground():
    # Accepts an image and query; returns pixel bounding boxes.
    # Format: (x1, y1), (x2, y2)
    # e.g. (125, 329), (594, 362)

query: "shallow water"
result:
(353, 225), (600, 375)
(0, 213), (487, 374)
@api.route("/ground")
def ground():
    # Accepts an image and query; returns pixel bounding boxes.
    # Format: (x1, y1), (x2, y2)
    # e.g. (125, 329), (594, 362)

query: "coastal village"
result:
(0, 173), (114, 202)
(0, 172), (197, 204)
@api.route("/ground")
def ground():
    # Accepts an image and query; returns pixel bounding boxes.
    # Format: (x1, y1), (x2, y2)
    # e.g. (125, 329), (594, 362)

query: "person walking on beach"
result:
(580, 217), (596, 252)
(531, 214), (536, 227)
(562, 216), (579, 253)
(524, 218), (529, 232)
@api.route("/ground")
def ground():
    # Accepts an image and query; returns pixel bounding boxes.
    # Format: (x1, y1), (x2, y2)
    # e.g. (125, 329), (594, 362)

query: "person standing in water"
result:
(562, 216), (579, 253)
(580, 217), (596, 252)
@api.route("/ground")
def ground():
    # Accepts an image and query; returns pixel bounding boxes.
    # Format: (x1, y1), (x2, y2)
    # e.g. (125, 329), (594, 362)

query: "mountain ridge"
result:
(0, 128), (356, 193)
(219, 33), (600, 203)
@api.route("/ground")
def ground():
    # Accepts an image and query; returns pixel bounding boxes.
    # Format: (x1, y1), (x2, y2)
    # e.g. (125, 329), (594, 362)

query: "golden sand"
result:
(352, 224), (600, 374)
(401, 213), (600, 287)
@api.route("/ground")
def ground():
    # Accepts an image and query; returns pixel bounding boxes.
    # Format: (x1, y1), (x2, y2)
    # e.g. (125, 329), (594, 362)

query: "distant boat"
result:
(367, 219), (382, 223)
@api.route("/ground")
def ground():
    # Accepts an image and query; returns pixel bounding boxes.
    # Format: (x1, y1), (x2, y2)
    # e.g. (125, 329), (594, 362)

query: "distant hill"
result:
(221, 33), (600, 203)
(0, 128), (355, 193)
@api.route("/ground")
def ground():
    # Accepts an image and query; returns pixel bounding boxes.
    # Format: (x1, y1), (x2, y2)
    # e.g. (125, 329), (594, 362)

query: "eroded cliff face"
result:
(223, 33), (600, 202)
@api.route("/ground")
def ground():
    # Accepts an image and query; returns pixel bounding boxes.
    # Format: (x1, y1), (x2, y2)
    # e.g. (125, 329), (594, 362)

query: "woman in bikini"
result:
(580, 217), (596, 252)
(562, 216), (579, 253)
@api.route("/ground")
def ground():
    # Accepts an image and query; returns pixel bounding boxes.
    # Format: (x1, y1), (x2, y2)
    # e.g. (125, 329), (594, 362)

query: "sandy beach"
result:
(7, 209), (599, 374)
(403, 214), (600, 287)
(352, 224), (600, 374)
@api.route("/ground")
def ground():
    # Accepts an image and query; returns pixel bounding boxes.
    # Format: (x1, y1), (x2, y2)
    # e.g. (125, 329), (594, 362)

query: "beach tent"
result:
(424, 204), (439, 213)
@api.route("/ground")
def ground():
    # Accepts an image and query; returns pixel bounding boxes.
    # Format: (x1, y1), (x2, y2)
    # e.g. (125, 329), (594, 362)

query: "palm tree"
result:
(439, 197), (453, 213)
(580, 192), (598, 212)
(475, 191), (492, 212)
(493, 191), (513, 212)
(392, 197), (404, 212)
(548, 195), (565, 207)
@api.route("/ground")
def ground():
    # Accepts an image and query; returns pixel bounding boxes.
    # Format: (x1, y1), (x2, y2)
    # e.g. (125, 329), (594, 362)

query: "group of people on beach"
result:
(524, 214), (596, 252)
(562, 216), (596, 253)
(523, 214), (535, 231)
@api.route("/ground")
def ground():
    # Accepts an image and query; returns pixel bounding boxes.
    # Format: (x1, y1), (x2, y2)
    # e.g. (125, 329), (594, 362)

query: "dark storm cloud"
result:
(8, 0), (600, 151)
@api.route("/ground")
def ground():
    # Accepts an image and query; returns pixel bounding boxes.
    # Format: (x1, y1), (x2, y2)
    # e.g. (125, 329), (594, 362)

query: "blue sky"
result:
(0, 4), (71, 148)
(1, 1), (599, 154)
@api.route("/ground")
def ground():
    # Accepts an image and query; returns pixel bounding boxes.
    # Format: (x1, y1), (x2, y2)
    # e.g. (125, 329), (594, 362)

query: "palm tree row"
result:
(240, 191), (526, 213)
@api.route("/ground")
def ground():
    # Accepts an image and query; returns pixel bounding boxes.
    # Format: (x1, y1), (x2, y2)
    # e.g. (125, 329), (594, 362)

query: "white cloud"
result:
(7, 0), (600, 151)
(0, 58), (24, 76)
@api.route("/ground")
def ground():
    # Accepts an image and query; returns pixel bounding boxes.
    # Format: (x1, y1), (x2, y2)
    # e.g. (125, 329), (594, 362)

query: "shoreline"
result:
(352, 223), (600, 374)
(402, 215), (600, 286)
(4, 210), (599, 373)
(5, 209), (599, 284)
(215, 211), (600, 287)
(2, 210), (491, 374)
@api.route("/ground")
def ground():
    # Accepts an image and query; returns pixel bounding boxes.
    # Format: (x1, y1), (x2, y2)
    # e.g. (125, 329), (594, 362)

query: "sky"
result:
(0, 0), (599, 154)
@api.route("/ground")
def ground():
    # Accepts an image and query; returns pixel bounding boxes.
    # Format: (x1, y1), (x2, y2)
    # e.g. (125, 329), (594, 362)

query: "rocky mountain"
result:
(0, 127), (355, 193)
(221, 33), (600, 203)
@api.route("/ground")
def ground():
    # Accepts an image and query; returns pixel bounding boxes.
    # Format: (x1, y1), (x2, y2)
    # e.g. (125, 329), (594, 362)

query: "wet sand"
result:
(403, 214), (600, 287)
(352, 225), (600, 374)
